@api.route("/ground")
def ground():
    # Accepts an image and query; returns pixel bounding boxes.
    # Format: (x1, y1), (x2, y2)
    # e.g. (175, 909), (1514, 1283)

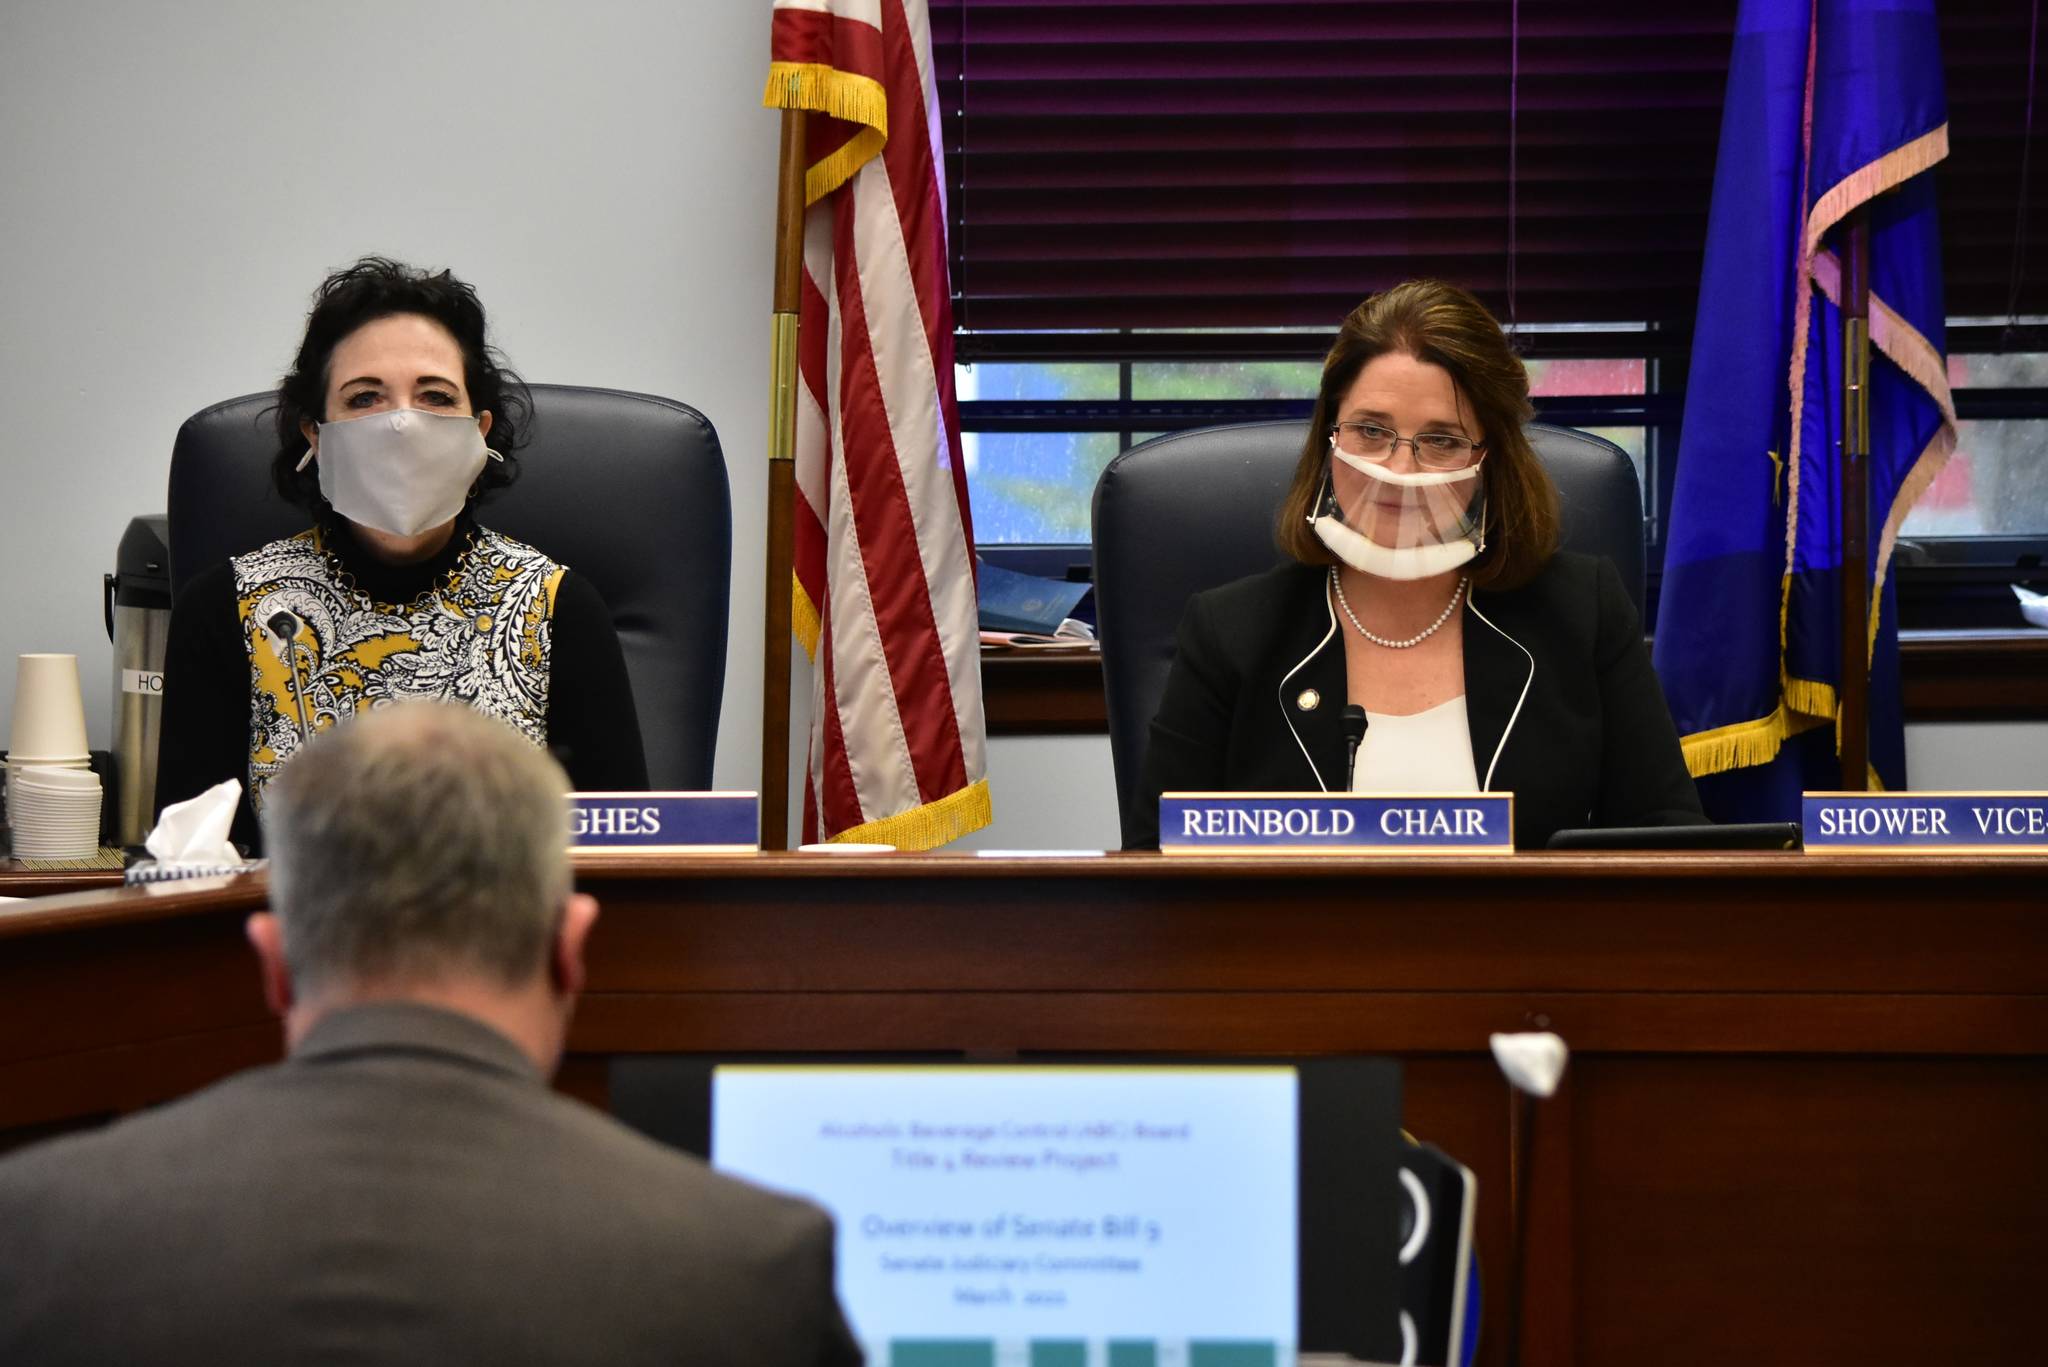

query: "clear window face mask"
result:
(1310, 442), (1487, 580)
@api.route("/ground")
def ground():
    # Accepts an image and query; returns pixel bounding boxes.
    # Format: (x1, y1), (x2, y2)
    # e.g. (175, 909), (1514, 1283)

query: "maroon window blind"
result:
(1943, 2), (2043, 323)
(930, 0), (2044, 334)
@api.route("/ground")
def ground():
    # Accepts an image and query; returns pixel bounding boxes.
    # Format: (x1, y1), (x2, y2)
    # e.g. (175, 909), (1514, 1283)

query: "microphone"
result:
(263, 609), (314, 746)
(1341, 704), (1369, 789)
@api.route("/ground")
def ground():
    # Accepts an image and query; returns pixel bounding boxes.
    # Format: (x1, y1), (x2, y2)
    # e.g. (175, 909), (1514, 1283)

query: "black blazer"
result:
(1133, 552), (1706, 849)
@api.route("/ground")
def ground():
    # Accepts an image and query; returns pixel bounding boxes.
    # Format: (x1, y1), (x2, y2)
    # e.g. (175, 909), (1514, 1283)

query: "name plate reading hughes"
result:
(570, 792), (759, 853)
(1803, 792), (2048, 854)
(1161, 792), (1513, 855)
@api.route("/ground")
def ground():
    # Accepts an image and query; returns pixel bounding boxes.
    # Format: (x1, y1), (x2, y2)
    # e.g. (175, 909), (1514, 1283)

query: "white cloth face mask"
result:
(1309, 442), (1487, 581)
(306, 408), (492, 538)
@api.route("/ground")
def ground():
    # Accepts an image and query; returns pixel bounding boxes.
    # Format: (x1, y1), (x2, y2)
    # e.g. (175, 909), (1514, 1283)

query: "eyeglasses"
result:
(1331, 421), (1484, 471)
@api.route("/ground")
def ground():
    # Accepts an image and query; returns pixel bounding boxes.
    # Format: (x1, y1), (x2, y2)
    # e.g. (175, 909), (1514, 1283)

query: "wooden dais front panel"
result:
(3, 852), (2043, 1367)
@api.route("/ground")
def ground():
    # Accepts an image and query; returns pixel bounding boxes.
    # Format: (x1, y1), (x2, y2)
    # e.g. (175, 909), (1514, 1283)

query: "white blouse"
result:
(1350, 694), (1481, 792)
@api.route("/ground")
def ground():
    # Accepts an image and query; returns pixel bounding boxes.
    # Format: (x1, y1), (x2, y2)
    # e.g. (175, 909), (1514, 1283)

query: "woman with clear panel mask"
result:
(1132, 279), (1705, 849)
(155, 258), (647, 852)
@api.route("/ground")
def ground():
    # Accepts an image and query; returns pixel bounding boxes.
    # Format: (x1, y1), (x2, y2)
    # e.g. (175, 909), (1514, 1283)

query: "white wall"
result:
(955, 736), (1122, 851)
(0, 3), (2037, 854)
(1906, 721), (2048, 789)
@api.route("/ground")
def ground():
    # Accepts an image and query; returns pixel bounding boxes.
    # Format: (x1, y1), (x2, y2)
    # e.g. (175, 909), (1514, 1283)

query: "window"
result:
(938, 0), (2048, 628)
(1903, 348), (2048, 538)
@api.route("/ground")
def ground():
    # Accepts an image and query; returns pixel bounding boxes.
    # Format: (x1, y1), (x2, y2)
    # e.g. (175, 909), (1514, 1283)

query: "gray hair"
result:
(261, 701), (573, 995)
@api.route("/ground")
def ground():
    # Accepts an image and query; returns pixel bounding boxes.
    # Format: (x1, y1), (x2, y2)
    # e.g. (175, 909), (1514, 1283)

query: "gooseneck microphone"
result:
(1341, 704), (1369, 789)
(264, 610), (314, 746)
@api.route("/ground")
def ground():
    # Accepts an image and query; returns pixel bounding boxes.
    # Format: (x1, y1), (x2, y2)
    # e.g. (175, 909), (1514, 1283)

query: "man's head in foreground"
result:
(247, 701), (598, 1071)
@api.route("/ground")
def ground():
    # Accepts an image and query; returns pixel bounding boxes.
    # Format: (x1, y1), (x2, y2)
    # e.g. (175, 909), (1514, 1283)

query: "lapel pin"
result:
(1296, 688), (1321, 712)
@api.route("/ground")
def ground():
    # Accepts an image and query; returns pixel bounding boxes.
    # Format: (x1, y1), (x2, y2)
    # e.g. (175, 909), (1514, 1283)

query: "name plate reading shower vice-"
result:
(1802, 792), (2048, 854)
(570, 792), (759, 853)
(1160, 792), (1514, 855)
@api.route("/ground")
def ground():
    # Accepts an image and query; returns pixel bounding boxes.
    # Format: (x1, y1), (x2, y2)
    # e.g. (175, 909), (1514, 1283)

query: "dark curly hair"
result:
(271, 257), (530, 511)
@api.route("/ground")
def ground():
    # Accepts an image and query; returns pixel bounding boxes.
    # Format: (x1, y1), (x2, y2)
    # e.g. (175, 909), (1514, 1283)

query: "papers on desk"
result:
(972, 848), (1109, 858)
(977, 559), (1091, 636)
(978, 629), (1097, 651)
(2015, 583), (2048, 629)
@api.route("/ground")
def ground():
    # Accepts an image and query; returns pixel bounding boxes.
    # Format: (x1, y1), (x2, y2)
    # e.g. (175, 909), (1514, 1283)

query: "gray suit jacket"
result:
(0, 1003), (863, 1366)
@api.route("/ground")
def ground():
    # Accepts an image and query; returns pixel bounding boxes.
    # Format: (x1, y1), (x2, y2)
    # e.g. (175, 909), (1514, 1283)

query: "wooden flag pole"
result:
(760, 107), (807, 849)
(1838, 207), (1872, 790)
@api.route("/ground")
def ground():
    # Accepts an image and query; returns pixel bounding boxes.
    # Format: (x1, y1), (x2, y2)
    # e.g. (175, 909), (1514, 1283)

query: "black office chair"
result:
(166, 384), (730, 789)
(1092, 420), (1645, 845)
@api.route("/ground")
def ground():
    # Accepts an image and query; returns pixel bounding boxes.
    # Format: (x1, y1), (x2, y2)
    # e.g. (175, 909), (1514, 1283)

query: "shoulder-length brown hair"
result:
(1276, 279), (1560, 590)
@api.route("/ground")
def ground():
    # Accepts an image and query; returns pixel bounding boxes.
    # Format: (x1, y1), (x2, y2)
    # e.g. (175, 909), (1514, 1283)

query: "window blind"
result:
(931, 0), (2044, 333)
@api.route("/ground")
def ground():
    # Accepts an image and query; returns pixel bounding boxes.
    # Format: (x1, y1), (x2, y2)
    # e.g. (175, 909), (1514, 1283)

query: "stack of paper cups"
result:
(8, 654), (99, 858)
(7, 765), (103, 859)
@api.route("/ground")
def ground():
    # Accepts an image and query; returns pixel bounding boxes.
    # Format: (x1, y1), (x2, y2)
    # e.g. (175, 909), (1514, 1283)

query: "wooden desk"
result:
(0, 859), (124, 899)
(3, 851), (2043, 1367)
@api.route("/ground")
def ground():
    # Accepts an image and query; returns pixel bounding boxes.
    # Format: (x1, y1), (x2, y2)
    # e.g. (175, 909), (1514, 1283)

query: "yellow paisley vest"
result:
(231, 526), (563, 809)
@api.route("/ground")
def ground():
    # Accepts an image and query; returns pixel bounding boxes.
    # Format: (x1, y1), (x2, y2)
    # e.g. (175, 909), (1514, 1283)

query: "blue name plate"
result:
(1160, 792), (1514, 855)
(570, 792), (759, 853)
(1803, 791), (2048, 853)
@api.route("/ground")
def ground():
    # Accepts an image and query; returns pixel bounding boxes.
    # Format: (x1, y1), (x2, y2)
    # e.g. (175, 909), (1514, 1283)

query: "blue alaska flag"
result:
(1653, 0), (1957, 820)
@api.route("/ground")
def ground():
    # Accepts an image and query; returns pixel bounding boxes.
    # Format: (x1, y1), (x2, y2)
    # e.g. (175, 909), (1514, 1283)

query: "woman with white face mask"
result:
(155, 258), (647, 851)
(1133, 279), (1704, 849)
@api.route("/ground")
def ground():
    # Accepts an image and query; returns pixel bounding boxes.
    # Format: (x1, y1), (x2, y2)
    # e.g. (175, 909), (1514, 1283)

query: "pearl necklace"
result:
(1330, 567), (1466, 649)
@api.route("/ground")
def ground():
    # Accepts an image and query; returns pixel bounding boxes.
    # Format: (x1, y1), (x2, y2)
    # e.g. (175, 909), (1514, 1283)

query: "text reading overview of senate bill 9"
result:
(710, 1067), (1299, 1355)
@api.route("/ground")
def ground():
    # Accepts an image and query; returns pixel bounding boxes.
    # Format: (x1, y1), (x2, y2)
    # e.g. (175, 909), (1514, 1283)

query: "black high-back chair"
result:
(167, 384), (730, 789)
(1092, 419), (1645, 839)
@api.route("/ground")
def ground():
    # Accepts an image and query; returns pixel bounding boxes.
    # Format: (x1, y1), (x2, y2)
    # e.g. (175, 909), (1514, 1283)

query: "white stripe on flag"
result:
(819, 238), (918, 826)
(846, 159), (986, 774)
(793, 208), (835, 529)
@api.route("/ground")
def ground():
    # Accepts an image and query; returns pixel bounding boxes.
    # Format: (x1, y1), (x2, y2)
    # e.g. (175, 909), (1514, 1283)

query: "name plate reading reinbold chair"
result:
(1803, 791), (2048, 854)
(1160, 792), (1514, 855)
(570, 792), (759, 853)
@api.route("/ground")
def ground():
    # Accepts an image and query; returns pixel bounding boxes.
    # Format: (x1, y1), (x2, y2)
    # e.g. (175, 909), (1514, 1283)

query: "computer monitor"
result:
(612, 1056), (1403, 1366)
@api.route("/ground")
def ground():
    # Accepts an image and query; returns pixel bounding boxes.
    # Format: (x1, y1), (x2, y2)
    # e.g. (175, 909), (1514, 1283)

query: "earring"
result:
(485, 447), (505, 463)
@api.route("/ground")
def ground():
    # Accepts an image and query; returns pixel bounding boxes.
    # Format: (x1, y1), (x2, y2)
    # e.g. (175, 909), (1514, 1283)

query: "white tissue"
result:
(1490, 1031), (1569, 1097)
(2013, 584), (2048, 630)
(143, 778), (246, 866)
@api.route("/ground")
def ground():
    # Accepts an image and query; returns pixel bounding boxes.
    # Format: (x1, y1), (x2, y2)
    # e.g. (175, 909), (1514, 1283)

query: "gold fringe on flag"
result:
(791, 579), (823, 660)
(762, 61), (888, 204)
(824, 778), (994, 852)
(1803, 126), (1949, 255)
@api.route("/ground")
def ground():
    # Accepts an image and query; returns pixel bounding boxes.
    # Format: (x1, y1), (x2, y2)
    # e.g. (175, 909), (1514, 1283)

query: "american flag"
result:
(766, 0), (991, 848)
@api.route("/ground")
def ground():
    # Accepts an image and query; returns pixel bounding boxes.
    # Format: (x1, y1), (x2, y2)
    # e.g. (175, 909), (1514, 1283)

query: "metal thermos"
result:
(105, 515), (172, 846)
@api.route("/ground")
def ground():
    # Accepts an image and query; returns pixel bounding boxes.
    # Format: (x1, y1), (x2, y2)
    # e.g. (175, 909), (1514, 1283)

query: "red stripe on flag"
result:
(769, 8), (885, 83)
(829, 185), (969, 802)
(872, 0), (974, 547)
(794, 266), (832, 611)
(814, 615), (863, 838)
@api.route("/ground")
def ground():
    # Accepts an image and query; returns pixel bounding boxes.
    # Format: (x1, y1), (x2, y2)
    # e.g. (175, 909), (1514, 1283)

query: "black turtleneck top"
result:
(154, 516), (647, 852)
